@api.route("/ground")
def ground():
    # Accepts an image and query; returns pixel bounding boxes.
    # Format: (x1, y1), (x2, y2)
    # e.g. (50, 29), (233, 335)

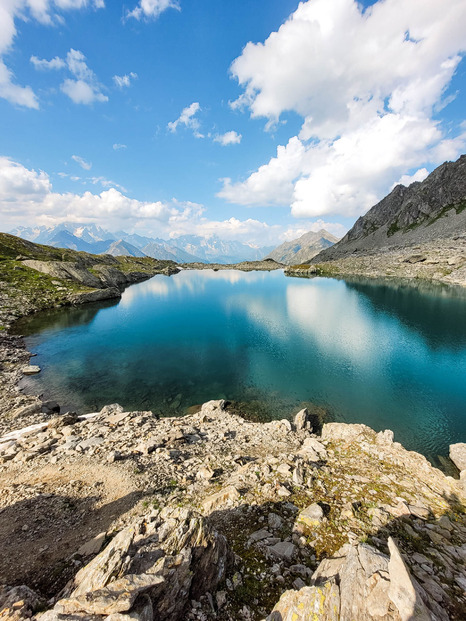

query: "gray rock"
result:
(267, 542), (296, 561)
(294, 408), (310, 431)
(268, 513), (283, 531)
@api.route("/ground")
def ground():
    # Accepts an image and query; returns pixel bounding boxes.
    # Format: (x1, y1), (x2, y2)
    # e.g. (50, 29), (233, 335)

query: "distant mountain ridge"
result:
(9, 223), (274, 264)
(265, 229), (339, 265)
(314, 154), (466, 263)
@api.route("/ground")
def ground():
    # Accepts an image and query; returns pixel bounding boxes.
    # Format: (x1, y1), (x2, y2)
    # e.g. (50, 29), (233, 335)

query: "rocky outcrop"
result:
(39, 507), (231, 621)
(267, 537), (436, 621)
(184, 258), (284, 272)
(285, 235), (466, 288)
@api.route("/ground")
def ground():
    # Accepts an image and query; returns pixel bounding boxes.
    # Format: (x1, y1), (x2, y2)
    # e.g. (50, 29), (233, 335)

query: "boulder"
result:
(449, 443), (466, 472)
(294, 408), (310, 431)
(267, 538), (438, 620)
(200, 400), (226, 415)
(294, 504), (324, 534)
(21, 365), (40, 375)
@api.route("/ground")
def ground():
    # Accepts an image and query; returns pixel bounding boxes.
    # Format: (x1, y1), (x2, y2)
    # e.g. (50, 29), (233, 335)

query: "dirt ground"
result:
(0, 459), (141, 596)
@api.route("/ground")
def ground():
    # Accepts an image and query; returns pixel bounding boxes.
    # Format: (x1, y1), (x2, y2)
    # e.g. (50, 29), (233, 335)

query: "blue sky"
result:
(0, 0), (465, 246)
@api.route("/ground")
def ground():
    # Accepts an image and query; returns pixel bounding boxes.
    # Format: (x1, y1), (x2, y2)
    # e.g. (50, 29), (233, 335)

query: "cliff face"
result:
(315, 155), (466, 262)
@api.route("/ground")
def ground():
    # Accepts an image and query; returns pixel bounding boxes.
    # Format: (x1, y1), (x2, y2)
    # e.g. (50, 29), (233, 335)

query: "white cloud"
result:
(214, 131), (242, 146)
(113, 143), (127, 150)
(167, 102), (203, 138)
(394, 168), (429, 188)
(0, 1), (104, 109)
(113, 72), (138, 88)
(224, 0), (466, 218)
(60, 49), (108, 104)
(0, 156), (341, 246)
(30, 55), (66, 70)
(218, 137), (306, 206)
(71, 155), (92, 170)
(127, 0), (180, 21)
(89, 176), (127, 193)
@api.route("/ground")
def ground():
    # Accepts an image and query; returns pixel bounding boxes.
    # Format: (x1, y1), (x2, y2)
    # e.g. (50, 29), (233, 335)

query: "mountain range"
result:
(9, 223), (275, 264)
(265, 229), (339, 265)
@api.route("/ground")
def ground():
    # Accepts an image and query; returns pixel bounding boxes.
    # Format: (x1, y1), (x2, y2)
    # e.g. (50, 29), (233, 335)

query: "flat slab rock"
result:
(267, 537), (440, 621)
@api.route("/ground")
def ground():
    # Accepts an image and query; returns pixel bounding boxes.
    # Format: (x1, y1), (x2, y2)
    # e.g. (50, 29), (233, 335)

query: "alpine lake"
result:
(14, 269), (466, 468)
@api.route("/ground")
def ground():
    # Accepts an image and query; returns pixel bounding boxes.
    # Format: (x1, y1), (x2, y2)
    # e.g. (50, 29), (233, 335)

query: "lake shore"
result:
(284, 234), (466, 288)
(1, 238), (466, 620)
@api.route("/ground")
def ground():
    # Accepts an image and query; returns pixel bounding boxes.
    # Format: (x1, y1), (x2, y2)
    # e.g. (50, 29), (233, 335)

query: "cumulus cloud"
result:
(0, 156), (339, 246)
(127, 0), (180, 21)
(71, 155), (92, 170)
(60, 49), (108, 104)
(224, 0), (466, 218)
(214, 131), (242, 146)
(167, 102), (203, 138)
(113, 143), (127, 150)
(113, 72), (138, 88)
(30, 55), (66, 70)
(393, 168), (429, 188)
(0, 1), (104, 109)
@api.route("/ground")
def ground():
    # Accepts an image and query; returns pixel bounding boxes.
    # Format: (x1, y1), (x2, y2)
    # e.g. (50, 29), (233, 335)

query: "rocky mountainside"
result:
(265, 229), (339, 265)
(103, 239), (147, 257)
(314, 155), (466, 262)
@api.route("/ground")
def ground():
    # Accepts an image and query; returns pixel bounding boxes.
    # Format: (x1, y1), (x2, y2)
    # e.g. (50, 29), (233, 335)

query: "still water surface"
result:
(16, 269), (466, 464)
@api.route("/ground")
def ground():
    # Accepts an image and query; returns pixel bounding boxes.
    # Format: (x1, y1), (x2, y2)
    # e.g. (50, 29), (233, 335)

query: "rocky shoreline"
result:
(0, 400), (465, 620)
(285, 234), (466, 288)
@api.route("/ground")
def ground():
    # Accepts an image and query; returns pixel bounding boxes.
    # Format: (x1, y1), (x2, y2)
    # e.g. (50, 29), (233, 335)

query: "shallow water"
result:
(15, 269), (466, 464)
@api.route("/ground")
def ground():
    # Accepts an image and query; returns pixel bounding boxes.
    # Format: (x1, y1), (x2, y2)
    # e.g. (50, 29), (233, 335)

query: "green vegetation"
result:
(387, 199), (466, 237)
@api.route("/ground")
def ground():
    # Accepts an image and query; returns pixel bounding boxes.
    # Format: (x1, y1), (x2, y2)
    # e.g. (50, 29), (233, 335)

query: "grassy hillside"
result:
(0, 232), (178, 329)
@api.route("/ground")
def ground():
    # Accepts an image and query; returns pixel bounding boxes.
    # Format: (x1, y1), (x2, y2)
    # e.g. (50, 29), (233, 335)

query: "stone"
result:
(200, 400), (226, 415)
(267, 542), (296, 561)
(50, 508), (232, 621)
(321, 422), (374, 443)
(266, 582), (340, 621)
(294, 408), (310, 431)
(387, 537), (431, 620)
(298, 437), (327, 461)
(57, 574), (164, 616)
(449, 443), (466, 471)
(0, 585), (45, 621)
(248, 529), (272, 544)
(295, 503), (324, 533)
(268, 513), (283, 531)
(21, 365), (40, 375)
(202, 485), (240, 513)
(76, 437), (105, 451)
(376, 429), (394, 445)
(292, 463), (304, 485)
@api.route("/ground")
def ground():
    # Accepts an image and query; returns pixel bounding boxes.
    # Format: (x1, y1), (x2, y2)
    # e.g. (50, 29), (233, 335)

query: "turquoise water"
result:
(16, 269), (466, 464)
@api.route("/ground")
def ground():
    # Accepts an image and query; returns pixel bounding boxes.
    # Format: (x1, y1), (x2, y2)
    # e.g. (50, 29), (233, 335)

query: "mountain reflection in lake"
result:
(15, 269), (466, 465)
